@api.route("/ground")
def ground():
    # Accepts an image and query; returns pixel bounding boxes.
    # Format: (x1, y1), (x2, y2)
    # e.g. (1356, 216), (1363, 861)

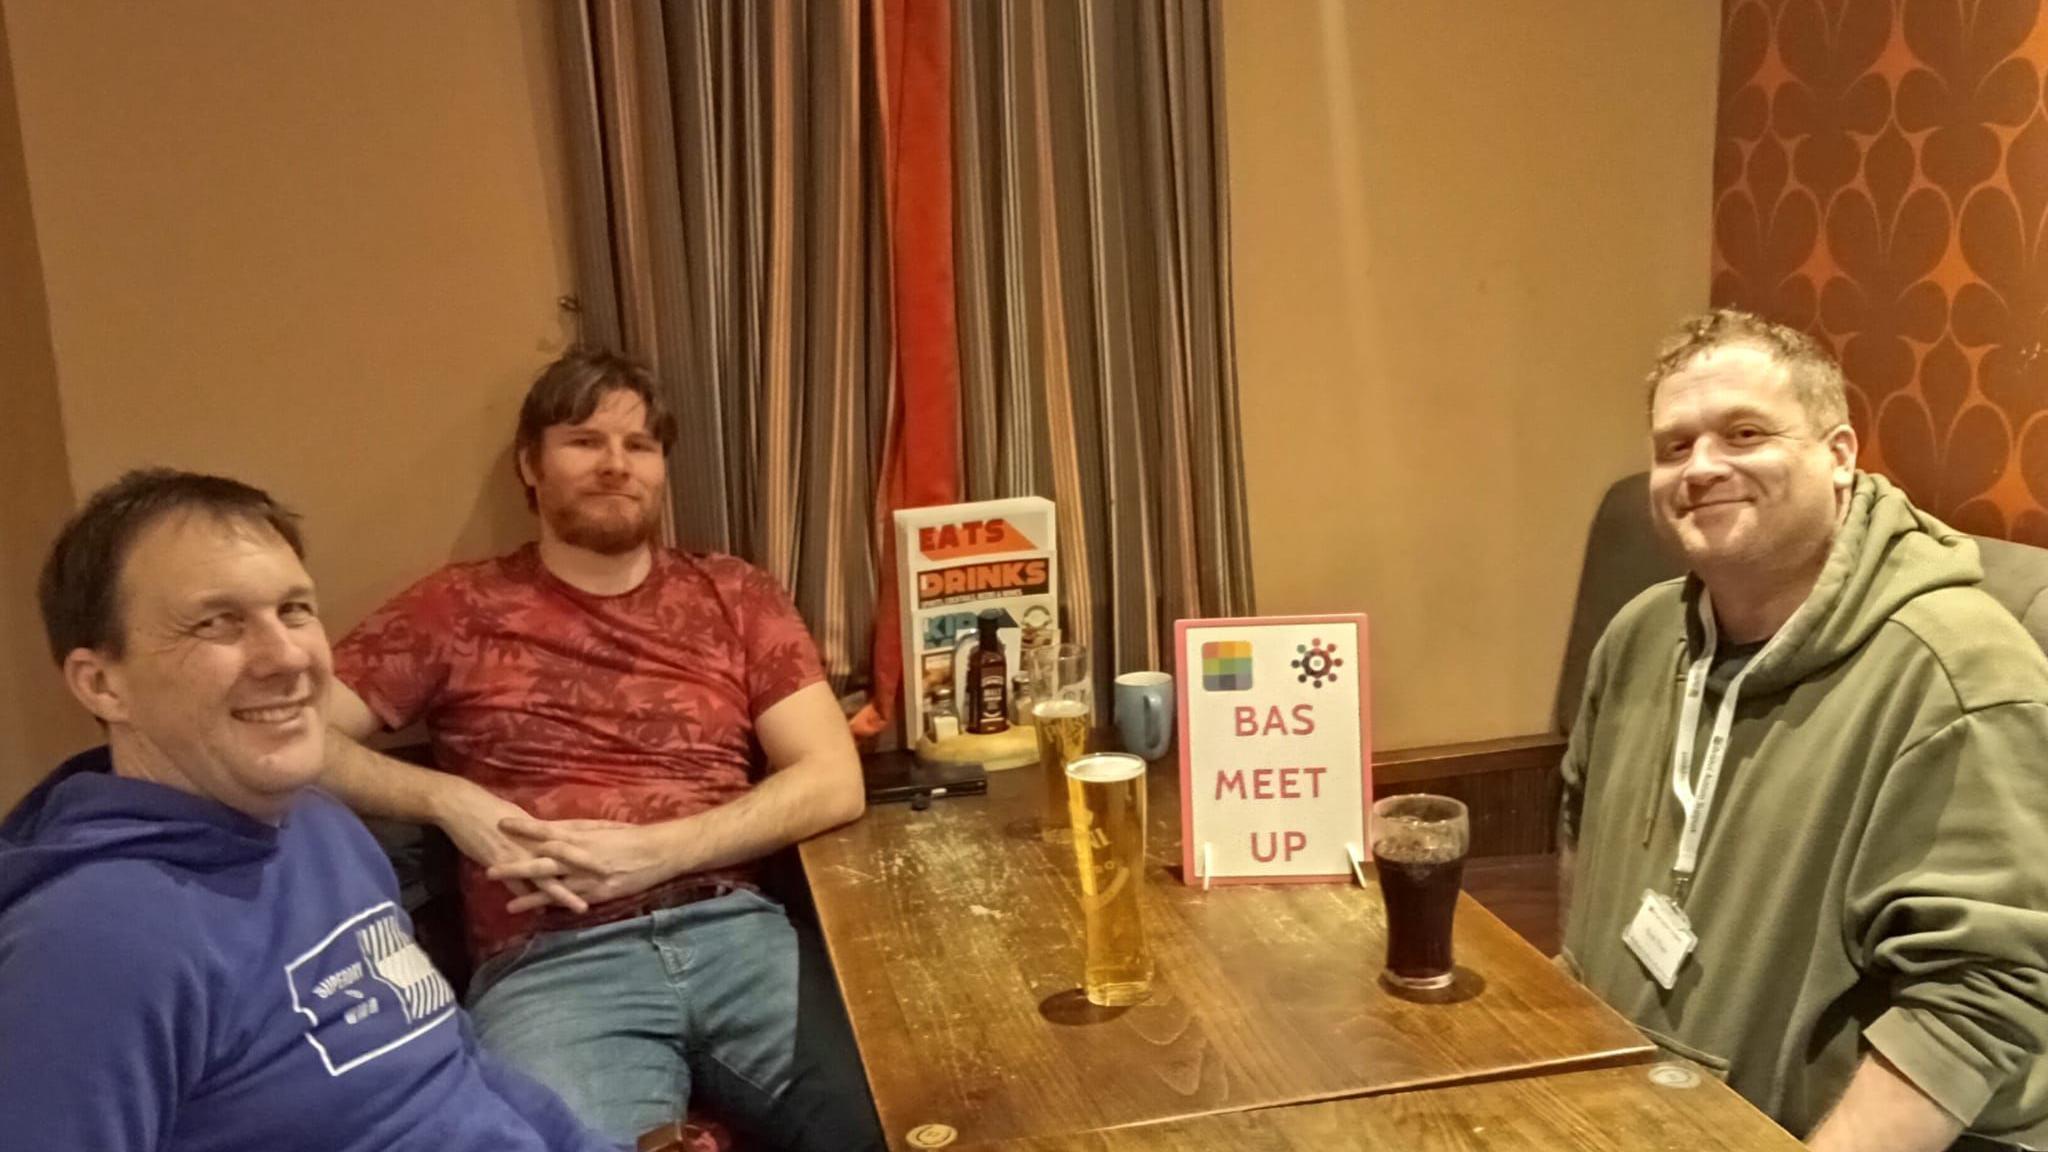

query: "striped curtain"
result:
(557, 0), (1253, 714)
(953, 1), (1254, 686)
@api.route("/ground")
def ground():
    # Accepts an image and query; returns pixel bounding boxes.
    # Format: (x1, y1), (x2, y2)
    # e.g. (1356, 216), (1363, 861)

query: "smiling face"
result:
(70, 511), (332, 821)
(1648, 343), (1858, 583)
(518, 388), (666, 556)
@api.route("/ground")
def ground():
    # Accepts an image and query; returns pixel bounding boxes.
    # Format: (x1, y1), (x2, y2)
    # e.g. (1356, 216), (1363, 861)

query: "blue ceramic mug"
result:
(1114, 671), (1175, 759)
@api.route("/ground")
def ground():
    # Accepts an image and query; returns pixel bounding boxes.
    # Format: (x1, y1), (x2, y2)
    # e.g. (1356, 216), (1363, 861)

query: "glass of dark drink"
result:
(1371, 794), (1469, 991)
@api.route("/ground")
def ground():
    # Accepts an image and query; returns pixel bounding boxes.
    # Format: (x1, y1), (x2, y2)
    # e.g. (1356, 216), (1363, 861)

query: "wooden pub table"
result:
(985, 1060), (1804, 1151)
(801, 762), (1659, 1150)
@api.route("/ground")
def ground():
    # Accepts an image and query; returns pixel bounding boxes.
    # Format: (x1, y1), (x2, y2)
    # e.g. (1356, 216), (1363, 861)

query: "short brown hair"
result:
(39, 468), (306, 662)
(514, 348), (677, 510)
(1645, 308), (1850, 431)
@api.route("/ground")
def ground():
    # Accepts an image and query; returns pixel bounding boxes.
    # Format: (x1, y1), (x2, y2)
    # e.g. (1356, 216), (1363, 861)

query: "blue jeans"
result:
(467, 889), (884, 1152)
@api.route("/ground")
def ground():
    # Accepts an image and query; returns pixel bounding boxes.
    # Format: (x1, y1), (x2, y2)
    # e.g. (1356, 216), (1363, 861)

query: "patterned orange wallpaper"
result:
(1712, 0), (2048, 542)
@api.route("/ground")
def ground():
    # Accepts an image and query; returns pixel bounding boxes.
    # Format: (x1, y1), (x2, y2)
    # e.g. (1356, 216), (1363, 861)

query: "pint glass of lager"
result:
(1065, 752), (1152, 1006)
(1027, 643), (1093, 843)
(1370, 794), (1469, 991)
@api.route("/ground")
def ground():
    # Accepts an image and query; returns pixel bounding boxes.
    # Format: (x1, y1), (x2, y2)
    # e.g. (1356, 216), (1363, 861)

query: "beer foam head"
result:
(1066, 752), (1145, 783)
(1371, 794), (1469, 863)
(1033, 698), (1089, 721)
(1372, 831), (1465, 866)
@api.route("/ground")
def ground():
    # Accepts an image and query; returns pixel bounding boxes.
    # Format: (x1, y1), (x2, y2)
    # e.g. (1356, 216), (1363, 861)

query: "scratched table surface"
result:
(981, 1060), (1802, 1152)
(800, 764), (1655, 1151)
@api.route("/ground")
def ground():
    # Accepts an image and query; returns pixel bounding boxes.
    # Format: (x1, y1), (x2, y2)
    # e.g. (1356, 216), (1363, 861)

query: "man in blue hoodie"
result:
(0, 468), (620, 1152)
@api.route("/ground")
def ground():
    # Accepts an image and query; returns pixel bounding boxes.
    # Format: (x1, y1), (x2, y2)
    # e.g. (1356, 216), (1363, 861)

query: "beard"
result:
(544, 491), (658, 555)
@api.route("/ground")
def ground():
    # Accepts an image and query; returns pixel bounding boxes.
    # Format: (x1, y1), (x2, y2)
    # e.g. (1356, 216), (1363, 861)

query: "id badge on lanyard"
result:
(1623, 592), (1761, 991)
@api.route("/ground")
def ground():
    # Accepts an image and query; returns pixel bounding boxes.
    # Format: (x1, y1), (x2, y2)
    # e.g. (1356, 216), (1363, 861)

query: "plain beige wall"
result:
(0, 3), (93, 810)
(1223, 1), (1719, 749)
(4, 0), (577, 626)
(0, 0), (577, 776)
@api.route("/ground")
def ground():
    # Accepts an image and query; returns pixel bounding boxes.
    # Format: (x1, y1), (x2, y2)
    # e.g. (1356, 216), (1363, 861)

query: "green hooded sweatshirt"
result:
(1561, 473), (2048, 1142)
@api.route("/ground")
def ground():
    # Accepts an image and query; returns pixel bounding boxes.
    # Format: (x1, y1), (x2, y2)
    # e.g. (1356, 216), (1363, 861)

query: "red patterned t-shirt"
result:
(331, 544), (825, 963)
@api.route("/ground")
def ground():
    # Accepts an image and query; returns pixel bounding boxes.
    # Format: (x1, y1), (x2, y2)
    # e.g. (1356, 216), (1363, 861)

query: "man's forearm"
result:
(649, 753), (864, 880)
(327, 728), (591, 913)
(322, 729), (466, 825)
(1806, 1054), (1965, 1152)
(490, 687), (867, 914)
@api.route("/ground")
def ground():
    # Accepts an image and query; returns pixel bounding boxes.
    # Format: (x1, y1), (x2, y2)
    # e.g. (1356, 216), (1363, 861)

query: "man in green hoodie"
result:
(1560, 309), (2048, 1151)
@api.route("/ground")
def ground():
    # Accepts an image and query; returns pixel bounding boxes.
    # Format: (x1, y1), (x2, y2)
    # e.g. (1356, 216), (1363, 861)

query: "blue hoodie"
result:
(0, 747), (620, 1152)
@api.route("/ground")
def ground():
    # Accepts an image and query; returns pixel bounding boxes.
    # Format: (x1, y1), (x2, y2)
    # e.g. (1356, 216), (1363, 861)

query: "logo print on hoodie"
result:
(286, 901), (456, 1075)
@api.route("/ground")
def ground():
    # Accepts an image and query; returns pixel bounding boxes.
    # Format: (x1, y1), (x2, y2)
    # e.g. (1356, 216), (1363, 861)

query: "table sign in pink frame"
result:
(1174, 614), (1373, 886)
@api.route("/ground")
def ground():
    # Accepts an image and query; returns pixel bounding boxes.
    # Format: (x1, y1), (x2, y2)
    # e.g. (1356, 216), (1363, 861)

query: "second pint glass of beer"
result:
(1066, 752), (1153, 1006)
(1371, 794), (1469, 991)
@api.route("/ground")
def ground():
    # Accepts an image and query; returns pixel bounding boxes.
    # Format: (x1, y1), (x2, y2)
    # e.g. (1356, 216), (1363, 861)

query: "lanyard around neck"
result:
(1667, 592), (1768, 903)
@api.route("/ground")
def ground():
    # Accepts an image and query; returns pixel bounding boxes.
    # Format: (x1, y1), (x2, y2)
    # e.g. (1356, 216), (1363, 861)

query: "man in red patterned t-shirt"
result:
(322, 350), (881, 1151)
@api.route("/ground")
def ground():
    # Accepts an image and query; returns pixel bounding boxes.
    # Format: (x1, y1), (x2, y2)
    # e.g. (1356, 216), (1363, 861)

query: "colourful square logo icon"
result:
(1202, 640), (1254, 691)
